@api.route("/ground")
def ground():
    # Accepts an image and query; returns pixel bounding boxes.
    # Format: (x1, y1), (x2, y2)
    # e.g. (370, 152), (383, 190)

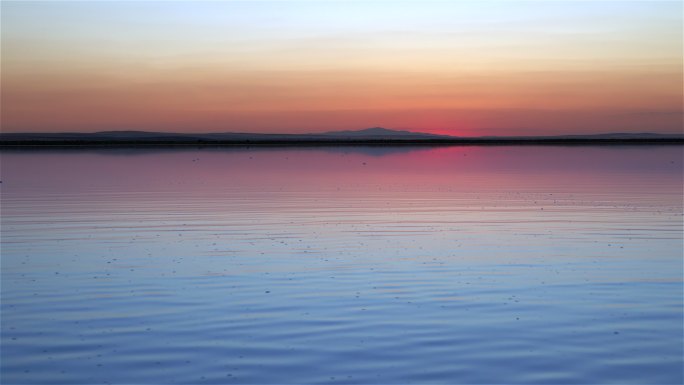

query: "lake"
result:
(1, 145), (682, 384)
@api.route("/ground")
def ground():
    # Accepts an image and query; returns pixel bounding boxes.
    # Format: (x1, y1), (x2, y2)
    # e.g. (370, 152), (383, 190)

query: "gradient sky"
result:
(2, 1), (682, 135)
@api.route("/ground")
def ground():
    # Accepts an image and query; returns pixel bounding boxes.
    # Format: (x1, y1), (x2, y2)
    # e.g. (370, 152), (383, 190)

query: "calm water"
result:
(1, 145), (682, 384)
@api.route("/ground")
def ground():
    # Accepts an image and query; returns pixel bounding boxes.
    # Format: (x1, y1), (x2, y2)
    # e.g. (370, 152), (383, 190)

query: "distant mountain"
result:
(322, 127), (445, 138)
(0, 128), (681, 145)
(0, 127), (445, 143)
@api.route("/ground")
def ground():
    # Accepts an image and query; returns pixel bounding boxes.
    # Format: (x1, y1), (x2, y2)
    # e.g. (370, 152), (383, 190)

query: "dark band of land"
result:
(1, 128), (682, 147)
(2, 139), (684, 148)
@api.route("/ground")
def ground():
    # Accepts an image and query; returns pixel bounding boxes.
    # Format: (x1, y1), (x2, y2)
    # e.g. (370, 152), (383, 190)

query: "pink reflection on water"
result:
(3, 146), (681, 203)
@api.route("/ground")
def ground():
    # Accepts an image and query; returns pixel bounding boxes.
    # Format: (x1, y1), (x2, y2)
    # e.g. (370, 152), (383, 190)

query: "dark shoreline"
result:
(1, 138), (683, 148)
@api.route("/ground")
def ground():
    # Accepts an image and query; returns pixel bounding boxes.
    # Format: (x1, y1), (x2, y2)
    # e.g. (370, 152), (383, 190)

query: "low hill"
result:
(1, 128), (681, 146)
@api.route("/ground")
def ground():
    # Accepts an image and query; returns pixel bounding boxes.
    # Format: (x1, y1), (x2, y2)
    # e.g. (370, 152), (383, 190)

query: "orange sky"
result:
(2, 1), (682, 136)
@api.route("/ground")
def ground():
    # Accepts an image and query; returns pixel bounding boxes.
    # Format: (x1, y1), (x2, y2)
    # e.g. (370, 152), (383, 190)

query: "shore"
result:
(2, 137), (683, 148)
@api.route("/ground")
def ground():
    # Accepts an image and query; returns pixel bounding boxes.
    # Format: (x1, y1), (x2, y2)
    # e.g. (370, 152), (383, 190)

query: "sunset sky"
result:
(2, 1), (682, 136)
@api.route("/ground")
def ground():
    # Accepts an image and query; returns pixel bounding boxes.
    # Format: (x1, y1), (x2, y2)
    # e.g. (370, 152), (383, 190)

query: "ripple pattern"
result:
(2, 146), (683, 384)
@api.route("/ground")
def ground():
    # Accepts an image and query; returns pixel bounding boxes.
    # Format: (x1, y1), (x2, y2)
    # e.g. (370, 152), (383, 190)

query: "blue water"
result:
(1, 146), (682, 384)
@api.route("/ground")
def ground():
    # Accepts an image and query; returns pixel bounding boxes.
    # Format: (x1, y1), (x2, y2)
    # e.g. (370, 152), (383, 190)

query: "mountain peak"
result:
(322, 127), (437, 137)
(360, 127), (394, 133)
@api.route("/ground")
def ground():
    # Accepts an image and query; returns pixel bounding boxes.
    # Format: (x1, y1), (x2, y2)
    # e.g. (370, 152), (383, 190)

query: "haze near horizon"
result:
(2, 1), (682, 136)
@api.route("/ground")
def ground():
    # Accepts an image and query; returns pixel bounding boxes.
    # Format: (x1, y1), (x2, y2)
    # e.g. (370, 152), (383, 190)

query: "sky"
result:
(1, 1), (682, 136)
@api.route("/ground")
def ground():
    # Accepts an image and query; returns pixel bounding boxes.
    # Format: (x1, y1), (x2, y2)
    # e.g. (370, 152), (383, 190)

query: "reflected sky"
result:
(3, 145), (682, 198)
(1, 146), (682, 384)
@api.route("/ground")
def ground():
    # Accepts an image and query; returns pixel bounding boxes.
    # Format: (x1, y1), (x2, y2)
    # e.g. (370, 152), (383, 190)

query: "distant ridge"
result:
(322, 127), (446, 138)
(1, 127), (682, 146)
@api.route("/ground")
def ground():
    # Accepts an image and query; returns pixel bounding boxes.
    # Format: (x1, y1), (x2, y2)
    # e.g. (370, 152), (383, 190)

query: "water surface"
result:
(2, 145), (682, 384)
